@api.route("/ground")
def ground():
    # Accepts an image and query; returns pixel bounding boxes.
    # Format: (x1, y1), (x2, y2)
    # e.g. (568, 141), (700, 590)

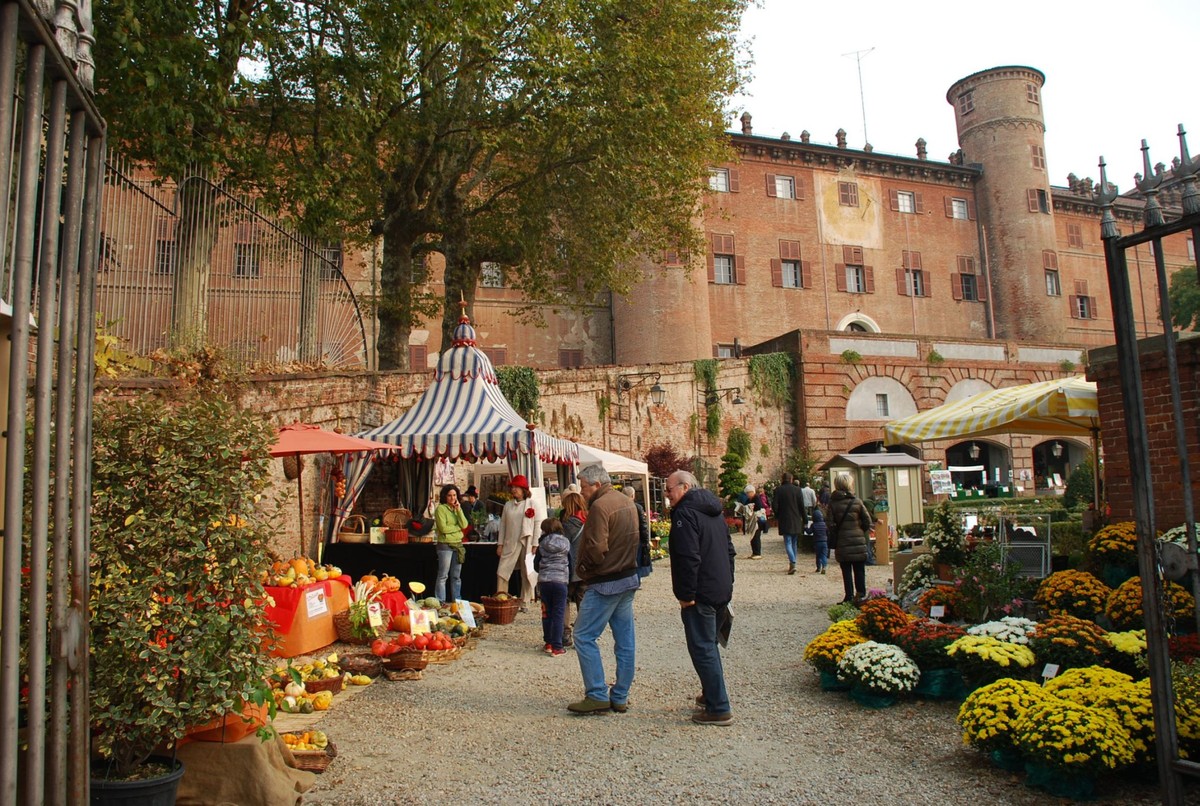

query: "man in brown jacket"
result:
(567, 464), (641, 714)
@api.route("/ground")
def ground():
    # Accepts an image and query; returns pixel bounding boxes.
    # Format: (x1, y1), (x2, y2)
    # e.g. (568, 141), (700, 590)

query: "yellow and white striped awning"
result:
(882, 376), (1098, 445)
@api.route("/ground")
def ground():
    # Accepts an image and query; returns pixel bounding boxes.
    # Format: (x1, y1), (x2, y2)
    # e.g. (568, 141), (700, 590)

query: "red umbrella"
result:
(270, 423), (395, 555)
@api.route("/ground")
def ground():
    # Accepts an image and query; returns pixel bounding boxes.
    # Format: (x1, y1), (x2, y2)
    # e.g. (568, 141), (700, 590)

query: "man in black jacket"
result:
(773, 472), (807, 576)
(666, 470), (736, 726)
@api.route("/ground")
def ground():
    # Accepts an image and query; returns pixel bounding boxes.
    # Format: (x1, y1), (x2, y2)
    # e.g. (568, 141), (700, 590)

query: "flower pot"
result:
(848, 685), (897, 708)
(989, 747), (1025, 772)
(91, 757), (184, 806)
(913, 667), (967, 701)
(1024, 760), (1095, 800)
(935, 562), (954, 581)
(818, 670), (850, 692)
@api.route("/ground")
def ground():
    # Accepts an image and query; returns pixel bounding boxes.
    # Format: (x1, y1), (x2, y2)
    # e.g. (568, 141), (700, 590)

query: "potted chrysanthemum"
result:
(957, 677), (1050, 770)
(89, 387), (278, 798)
(803, 621), (866, 691)
(1012, 698), (1135, 799)
(836, 641), (920, 707)
(1106, 576), (1196, 631)
(854, 598), (914, 643)
(946, 634), (1036, 689)
(1028, 614), (1110, 671)
(894, 620), (967, 700)
(1035, 569), (1111, 620)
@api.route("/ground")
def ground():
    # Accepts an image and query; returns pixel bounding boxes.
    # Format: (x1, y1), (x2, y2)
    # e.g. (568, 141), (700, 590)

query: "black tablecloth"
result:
(322, 542), (521, 601)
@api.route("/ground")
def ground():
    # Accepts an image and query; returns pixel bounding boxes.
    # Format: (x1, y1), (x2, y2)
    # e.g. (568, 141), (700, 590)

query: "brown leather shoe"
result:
(691, 711), (733, 726)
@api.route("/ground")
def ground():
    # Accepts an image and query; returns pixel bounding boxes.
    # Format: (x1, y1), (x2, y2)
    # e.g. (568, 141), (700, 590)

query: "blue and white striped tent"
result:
(331, 315), (578, 527)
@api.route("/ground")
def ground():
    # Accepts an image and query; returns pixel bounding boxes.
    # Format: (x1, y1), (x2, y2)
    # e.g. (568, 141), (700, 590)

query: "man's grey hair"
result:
(671, 470), (700, 489)
(578, 465), (610, 485)
(622, 486), (636, 498)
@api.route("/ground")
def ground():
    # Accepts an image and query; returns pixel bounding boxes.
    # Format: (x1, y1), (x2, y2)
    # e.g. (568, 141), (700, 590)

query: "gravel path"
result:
(304, 536), (1172, 805)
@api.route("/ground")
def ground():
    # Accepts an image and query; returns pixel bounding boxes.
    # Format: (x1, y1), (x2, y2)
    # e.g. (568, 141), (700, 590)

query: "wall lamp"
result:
(1051, 441), (1064, 459)
(968, 441), (981, 461)
(701, 387), (745, 407)
(617, 372), (666, 406)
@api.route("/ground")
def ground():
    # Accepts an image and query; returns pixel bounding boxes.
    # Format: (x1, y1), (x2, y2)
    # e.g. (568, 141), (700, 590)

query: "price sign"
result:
(455, 599), (477, 628)
(929, 605), (945, 620)
(367, 601), (384, 628)
(409, 608), (431, 635)
(304, 587), (328, 617)
(1041, 663), (1060, 681)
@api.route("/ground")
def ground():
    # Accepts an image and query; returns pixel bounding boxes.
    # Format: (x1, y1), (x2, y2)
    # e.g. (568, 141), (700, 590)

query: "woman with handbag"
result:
(433, 485), (469, 603)
(827, 473), (874, 604)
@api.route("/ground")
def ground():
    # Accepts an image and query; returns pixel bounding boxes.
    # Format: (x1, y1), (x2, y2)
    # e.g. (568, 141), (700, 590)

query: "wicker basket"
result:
(382, 508), (411, 529)
(337, 515), (369, 544)
(384, 528), (409, 544)
(338, 653), (383, 678)
(290, 742), (337, 774)
(481, 596), (520, 625)
(410, 534), (434, 544)
(384, 650), (429, 671)
(333, 609), (387, 644)
(303, 675), (344, 695)
(425, 647), (462, 664)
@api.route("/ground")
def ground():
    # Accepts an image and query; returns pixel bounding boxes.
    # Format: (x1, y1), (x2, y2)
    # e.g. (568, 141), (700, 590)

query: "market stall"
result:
(324, 311), (577, 584)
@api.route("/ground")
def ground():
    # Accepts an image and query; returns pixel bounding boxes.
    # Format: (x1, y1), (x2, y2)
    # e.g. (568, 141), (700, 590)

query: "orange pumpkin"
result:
(381, 575), (401, 593)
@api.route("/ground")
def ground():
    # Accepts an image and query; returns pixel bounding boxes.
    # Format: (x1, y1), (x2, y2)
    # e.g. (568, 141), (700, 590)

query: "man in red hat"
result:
(567, 465), (641, 714)
(496, 474), (538, 606)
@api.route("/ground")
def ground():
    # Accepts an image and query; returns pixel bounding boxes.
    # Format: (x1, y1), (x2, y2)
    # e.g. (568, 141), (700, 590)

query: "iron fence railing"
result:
(96, 156), (368, 371)
(1098, 130), (1200, 804)
(0, 1), (104, 803)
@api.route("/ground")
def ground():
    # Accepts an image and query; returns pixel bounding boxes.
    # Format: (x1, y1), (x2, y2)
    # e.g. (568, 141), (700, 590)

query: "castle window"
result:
(319, 243), (343, 280)
(155, 240), (177, 275)
(772, 240), (809, 289)
(481, 261), (504, 288)
(483, 347), (507, 366)
(713, 255), (734, 284)
(1027, 188), (1050, 214)
(838, 181), (859, 207)
(715, 343), (736, 358)
(947, 197), (972, 220)
(1031, 145), (1046, 170)
(957, 91), (974, 116)
(952, 255), (986, 303)
(709, 168), (730, 192)
(233, 243), (260, 279)
(767, 174), (796, 199)
(897, 250), (927, 297)
(1026, 83), (1040, 105)
(875, 394), (890, 417)
(836, 245), (872, 294)
(707, 234), (743, 285)
(559, 349), (583, 368)
(1045, 270), (1061, 296)
(408, 344), (427, 369)
(1067, 223), (1083, 248)
(1069, 280), (1096, 320)
(892, 190), (917, 214)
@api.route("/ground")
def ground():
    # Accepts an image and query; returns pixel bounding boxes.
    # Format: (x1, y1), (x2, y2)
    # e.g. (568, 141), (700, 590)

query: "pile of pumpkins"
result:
(263, 557), (344, 588)
(357, 573), (403, 596)
(268, 653), (371, 713)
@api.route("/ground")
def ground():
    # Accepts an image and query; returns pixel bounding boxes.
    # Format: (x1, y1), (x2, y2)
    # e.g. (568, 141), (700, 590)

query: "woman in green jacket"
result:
(434, 485), (469, 602)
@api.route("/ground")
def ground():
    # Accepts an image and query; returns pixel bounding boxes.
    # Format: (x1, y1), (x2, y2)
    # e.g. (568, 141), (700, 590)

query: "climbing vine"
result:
(693, 358), (718, 389)
(727, 427), (752, 465)
(496, 366), (540, 420)
(693, 358), (722, 440)
(747, 352), (794, 407)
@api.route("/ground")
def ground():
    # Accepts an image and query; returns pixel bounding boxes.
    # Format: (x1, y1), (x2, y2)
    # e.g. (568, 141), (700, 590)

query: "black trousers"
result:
(840, 560), (866, 600)
(749, 523), (762, 556)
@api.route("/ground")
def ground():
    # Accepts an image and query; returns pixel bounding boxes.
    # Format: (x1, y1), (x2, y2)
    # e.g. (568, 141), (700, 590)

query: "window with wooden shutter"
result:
(839, 182), (859, 207)
(770, 259), (783, 287)
(1074, 279), (1088, 296)
(408, 344), (428, 369)
(843, 245), (864, 264)
(709, 234), (736, 284)
(1045, 270), (1061, 296)
(727, 169), (740, 193)
(799, 261), (812, 289)
(1067, 223), (1083, 248)
(957, 255), (977, 275)
(913, 193), (924, 214)
(863, 265), (875, 293)
(708, 168), (729, 192)
(1031, 144), (1046, 170)
(1026, 83), (1040, 105)
(663, 248), (684, 267)
(889, 189), (900, 211)
(776, 240), (803, 289)
(835, 264), (847, 292)
(765, 173), (777, 197)
(958, 91), (974, 115)
(896, 267), (908, 296)
(1043, 250), (1058, 270)
(558, 349), (583, 368)
(903, 250), (922, 269)
(734, 255), (746, 285)
(485, 347), (507, 366)
(951, 272), (963, 300)
(780, 240), (801, 260)
(1027, 188), (1050, 214)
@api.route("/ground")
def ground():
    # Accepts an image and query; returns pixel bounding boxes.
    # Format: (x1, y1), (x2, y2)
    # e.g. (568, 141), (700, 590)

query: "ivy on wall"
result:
(497, 366), (540, 420)
(747, 352), (793, 406)
(693, 358), (722, 440)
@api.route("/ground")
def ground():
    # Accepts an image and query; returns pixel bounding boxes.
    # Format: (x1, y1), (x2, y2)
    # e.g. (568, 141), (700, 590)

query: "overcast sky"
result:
(730, 0), (1199, 195)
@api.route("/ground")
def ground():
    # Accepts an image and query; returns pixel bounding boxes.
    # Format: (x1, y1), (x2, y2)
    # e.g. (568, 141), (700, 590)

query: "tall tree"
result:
(257, 0), (748, 369)
(94, 0), (291, 347)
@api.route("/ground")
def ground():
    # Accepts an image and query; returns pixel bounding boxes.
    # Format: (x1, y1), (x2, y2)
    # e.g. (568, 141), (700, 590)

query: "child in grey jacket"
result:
(535, 518), (571, 655)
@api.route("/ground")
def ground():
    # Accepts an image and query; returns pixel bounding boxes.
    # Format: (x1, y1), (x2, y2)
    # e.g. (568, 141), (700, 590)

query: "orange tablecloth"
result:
(263, 577), (351, 657)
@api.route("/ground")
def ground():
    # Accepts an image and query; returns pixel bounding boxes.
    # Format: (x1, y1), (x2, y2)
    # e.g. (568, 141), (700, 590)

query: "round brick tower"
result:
(947, 66), (1064, 343)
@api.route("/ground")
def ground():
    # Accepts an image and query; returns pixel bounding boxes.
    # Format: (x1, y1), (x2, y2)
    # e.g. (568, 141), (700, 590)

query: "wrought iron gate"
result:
(1099, 132), (1200, 803)
(0, 0), (104, 803)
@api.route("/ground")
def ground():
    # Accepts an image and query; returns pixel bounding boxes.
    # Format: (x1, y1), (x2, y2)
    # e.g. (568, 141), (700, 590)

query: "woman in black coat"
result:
(827, 473), (874, 604)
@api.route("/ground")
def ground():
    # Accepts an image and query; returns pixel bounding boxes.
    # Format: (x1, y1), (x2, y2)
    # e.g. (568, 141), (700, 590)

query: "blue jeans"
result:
(574, 587), (636, 705)
(783, 533), (799, 564)
(814, 540), (828, 570)
(435, 544), (461, 603)
(540, 581), (568, 649)
(681, 603), (730, 715)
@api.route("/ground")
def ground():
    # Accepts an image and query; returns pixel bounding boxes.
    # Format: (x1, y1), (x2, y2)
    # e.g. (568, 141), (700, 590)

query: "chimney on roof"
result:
(863, 143), (873, 153)
(916, 138), (927, 160)
(740, 112), (752, 135)
(800, 130), (810, 144)
(781, 132), (790, 141)
(836, 128), (847, 149)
